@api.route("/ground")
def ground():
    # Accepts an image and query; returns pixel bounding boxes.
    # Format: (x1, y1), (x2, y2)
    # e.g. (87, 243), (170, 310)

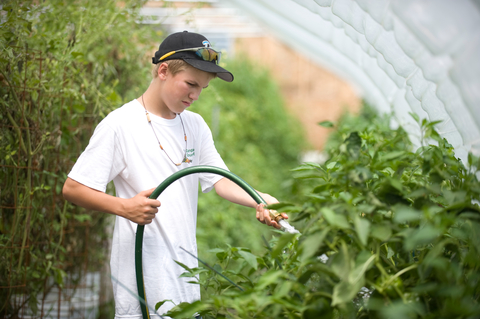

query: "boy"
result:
(62, 31), (287, 318)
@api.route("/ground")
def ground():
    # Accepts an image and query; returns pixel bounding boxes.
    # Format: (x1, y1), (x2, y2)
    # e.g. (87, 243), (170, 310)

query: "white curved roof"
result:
(225, 0), (480, 162)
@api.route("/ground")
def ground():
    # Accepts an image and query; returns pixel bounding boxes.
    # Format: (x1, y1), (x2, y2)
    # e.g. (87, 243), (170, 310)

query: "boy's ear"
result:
(158, 62), (168, 80)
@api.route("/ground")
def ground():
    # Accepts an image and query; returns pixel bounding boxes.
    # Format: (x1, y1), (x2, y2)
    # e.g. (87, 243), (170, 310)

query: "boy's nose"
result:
(189, 89), (202, 101)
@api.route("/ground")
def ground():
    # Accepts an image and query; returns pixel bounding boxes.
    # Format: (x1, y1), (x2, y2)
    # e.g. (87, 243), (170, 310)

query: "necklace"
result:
(141, 95), (191, 166)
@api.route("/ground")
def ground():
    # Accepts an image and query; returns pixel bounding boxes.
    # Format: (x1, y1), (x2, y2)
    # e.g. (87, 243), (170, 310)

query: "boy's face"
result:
(160, 65), (214, 117)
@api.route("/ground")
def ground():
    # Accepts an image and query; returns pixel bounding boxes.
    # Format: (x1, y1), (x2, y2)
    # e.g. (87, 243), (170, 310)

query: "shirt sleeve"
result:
(197, 117), (229, 193)
(68, 118), (126, 193)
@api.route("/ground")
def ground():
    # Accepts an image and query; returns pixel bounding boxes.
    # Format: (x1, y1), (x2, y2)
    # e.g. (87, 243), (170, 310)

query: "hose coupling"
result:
(268, 209), (284, 222)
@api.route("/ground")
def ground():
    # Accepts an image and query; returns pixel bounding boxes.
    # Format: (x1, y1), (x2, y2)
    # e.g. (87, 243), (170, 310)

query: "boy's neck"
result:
(139, 82), (176, 119)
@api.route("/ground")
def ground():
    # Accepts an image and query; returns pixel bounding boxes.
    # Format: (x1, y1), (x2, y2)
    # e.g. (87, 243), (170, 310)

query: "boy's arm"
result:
(213, 177), (288, 229)
(62, 177), (161, 225)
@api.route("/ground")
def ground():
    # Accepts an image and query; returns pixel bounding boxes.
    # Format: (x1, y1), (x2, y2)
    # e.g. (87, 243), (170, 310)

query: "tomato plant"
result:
(166, 106), (480, 318)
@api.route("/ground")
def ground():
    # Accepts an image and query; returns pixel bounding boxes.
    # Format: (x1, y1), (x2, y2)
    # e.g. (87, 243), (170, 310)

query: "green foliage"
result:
(190, 58), (306, 255)
(0, 0), (155, 316)
(166, 106), (480, 318)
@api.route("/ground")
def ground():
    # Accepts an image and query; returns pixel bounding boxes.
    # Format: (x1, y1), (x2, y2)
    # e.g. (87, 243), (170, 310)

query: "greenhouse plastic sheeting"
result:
(225, 0), (480, 162)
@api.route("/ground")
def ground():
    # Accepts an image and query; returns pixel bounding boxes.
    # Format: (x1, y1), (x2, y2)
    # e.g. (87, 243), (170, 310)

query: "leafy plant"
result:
(0, 0), (156, 316)
(164, 106), (480, 318)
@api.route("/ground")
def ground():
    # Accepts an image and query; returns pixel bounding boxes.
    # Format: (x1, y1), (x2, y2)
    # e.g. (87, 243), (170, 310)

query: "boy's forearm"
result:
(214, 177), (286, 229)
(213, 178), (278, 207)
(63, 178), (161, 225)
(62, 177), (125, 216)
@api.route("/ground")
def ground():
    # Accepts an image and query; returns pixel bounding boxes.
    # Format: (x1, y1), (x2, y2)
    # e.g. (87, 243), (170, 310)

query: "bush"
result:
(0, 0), (155, 316)
(165, 106), (480, 319)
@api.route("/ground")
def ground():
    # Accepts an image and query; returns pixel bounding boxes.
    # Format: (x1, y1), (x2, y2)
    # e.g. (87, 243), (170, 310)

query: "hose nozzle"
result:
(268, 209), (284, 223)
(268, 208), (300, 234)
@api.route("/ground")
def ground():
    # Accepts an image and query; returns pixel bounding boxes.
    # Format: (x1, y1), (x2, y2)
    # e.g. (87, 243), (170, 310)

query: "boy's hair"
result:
(152, 59), (217, 79)
(152, 59), (187, 78)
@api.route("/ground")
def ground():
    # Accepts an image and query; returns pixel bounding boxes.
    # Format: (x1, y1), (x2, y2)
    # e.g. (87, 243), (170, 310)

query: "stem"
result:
(31, 132), (49, 156)
(352, 255), (376, 283)
(52, 201), (68, 258)
(383, 243), (396, 267)
(393, 284), (407, 303)
(15, 57), (33, 273)
(0, 90), (27, 154)
(262, 235), (283, 270)
(0, 67), (33, 288)
(1, 105), (27, 154)
(324, 239), (337, 252)
(388, 264), (418, 283)
(376, 261), (389, 278)
(180, 246), (244, 292)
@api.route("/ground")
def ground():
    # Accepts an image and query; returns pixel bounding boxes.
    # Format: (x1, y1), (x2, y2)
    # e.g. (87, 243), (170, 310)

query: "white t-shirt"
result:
(68, 100), (228, 318)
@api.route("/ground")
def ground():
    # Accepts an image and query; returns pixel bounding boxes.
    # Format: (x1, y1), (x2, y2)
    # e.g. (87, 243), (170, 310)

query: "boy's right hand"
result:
(123, 188), (161, 225)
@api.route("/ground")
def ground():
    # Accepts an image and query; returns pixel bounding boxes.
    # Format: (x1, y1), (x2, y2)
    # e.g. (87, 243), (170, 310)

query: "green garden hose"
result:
(134, 165), (267, 319)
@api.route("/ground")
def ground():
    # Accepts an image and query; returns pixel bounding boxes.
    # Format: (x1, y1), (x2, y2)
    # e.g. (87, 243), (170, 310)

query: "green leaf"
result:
(155, 299), (174, 311)
(273, 281), (294, 299)
(326, 161), (337, 170)
(72, 104), (86, 113)
(306, 194), (327, 201)
(256, 269), (283, 290)
(179, 268), (207, 278)
(174, 260), (192, 272)
(318, 120), (334, 128)
(370, 224), (392, 241)
(165, 300), (209, 318)
(107, 90), (121, 103)
(408, 188), (430, 198)
(393, 206), (422, 223)
(381, 167), (395, 177)
(293, 162), (322, 170)
(386, 246), (395, 259)
(266, 202), (296, 210)
(443, 189), (468, 206)
(379, 301), (425, 319)
(331, 279), (364, 306)
(207, 248), (224, 254)
(73, 214), (92, 223)
(53, 268), (66, 287)
(330, 241), (351, 280)
(70, 51), (84, 58)
(300, 227), (330, 261)
(388, 177), (404, 193)
(28, 294), (38, 315)
(321, 208), (350, 229)
(213, 264), (223, 274)
(409, 112), (420, 123)
(349, 253), (375, 284)
(404, 225), (441, 250)
(344, 132), (362, 158)
(238, 250), (258, 270)
(354, 215), (371, 246)
(271, 233), (296, 258)
(379, 151), (405, 161)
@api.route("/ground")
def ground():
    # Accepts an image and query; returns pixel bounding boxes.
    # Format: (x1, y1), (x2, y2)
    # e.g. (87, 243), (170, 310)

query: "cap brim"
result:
(183, 59), (234, 82)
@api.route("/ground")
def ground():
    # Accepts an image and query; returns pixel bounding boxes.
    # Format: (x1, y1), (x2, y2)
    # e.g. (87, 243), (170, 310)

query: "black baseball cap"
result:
(152, 31), (234, 82)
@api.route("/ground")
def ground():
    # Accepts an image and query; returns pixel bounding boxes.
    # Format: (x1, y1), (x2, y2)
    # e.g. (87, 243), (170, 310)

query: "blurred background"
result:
(140, 0), (361, 151)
